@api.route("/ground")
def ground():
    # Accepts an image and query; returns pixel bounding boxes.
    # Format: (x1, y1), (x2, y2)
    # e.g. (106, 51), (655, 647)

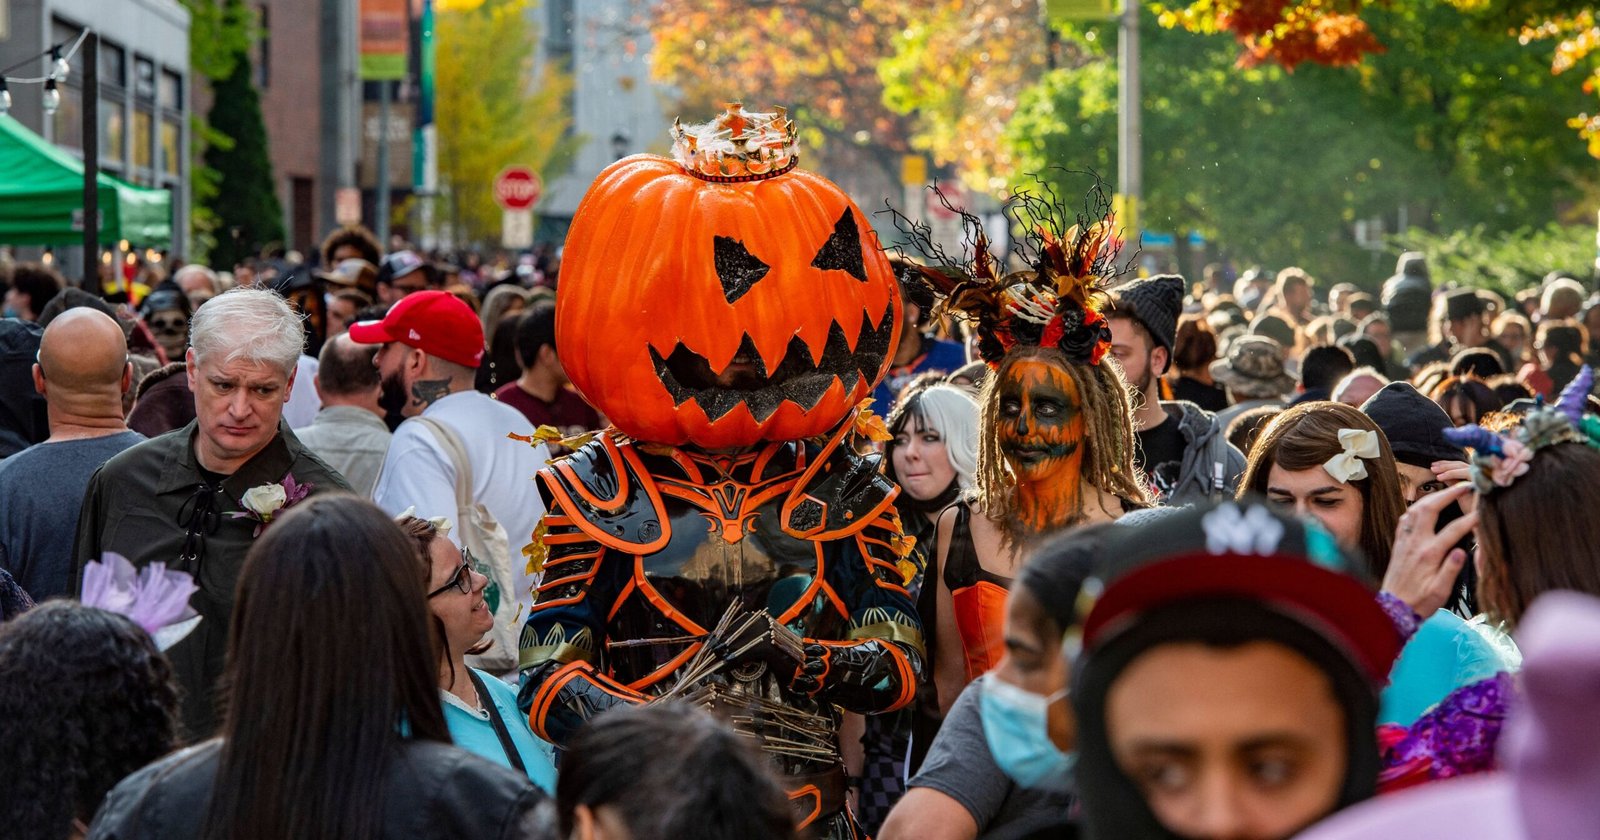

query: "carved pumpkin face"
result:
(557, 155), (901, 449)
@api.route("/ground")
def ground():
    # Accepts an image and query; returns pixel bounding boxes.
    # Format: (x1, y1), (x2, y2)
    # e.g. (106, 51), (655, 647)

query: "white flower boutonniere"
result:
(241, 483), (288, 518)
(231, 474), (314, 536)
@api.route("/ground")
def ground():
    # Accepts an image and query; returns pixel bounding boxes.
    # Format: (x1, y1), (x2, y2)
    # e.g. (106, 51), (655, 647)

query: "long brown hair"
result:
(203, 495), (449, 840)
(1239, 402), (1405, 576)
(1477, 442), (1600, 626)
(974, 345), (1151, 541)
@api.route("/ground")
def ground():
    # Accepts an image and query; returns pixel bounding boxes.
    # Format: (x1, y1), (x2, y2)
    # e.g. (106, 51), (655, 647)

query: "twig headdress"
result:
(886, 173), (1131, 368)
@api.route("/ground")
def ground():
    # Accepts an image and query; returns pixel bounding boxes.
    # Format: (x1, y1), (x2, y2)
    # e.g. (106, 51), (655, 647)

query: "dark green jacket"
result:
(71, 419), (352, 738)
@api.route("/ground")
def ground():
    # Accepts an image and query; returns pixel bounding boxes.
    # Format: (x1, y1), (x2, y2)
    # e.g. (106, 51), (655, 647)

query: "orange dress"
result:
(943, 502), (1012, 680)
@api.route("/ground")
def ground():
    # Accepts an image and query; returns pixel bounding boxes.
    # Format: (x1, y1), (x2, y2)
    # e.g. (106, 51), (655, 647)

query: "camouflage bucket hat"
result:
(1210, 335), (1294, 398)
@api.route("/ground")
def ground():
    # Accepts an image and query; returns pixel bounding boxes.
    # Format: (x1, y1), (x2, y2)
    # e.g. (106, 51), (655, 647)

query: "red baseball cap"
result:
(347, 290), (485, 368)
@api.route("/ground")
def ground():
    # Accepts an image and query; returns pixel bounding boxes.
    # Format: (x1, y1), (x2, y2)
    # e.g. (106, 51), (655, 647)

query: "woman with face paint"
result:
(890, 185), (1152, 722)
(1072, 501), (1400, 840)
(881, 526), (1109, 840)
(1238, 402), (1513, 730)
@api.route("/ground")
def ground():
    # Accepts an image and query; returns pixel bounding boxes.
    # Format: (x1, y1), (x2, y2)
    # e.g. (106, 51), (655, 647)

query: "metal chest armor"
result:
(518, 428), (925, 761)
(549, 438), (885, 681)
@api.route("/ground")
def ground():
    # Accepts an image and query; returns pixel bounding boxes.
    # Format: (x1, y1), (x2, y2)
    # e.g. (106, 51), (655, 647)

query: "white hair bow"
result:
(1322, 429), (1380, 483)
(396, 505), (454, 538)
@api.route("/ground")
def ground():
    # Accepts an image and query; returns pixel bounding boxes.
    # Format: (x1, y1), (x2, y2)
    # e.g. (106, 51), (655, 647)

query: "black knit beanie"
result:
(1113, 274), (1185, 373)
(1359, 382), (1466, 467)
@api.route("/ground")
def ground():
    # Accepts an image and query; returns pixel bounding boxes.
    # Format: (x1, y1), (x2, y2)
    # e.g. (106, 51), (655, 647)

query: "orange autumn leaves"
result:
(1156, 0), (1384, 70)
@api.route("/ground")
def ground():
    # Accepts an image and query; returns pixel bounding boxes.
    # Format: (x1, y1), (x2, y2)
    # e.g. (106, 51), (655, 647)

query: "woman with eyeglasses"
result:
(399, 512), (557, 792)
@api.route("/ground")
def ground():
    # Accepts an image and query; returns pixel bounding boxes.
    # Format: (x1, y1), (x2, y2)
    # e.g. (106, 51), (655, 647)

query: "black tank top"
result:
(942, 501), (1013, 591)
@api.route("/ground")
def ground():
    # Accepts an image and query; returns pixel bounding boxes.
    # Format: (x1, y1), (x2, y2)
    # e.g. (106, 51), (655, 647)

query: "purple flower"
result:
(80, 552), (200, 650)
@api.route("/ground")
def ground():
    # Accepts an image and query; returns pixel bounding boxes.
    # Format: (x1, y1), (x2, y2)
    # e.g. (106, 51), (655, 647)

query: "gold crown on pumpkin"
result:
(671, 102), (799, 183)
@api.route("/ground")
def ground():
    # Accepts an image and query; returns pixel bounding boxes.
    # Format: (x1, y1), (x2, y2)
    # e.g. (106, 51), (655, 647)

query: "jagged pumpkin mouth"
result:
(648, 306), (895, 422)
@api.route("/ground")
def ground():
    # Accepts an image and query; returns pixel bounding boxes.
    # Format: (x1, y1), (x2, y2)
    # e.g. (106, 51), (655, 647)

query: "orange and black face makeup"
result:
(997, 359), (1085, 474)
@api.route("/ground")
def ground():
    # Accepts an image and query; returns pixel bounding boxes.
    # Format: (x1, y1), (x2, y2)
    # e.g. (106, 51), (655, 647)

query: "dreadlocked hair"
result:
(973, 345), (1152, 544)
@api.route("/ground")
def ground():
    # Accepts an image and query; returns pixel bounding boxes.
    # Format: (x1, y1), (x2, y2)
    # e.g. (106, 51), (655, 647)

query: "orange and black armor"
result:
(518, 426), (924, 838)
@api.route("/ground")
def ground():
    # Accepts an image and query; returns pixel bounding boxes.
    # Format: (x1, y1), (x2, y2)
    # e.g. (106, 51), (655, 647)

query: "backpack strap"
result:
(411, 415), (474, 515)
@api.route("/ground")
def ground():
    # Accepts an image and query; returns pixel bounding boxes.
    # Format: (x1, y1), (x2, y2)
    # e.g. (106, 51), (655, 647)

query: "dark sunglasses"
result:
(427, 547), (478, 599)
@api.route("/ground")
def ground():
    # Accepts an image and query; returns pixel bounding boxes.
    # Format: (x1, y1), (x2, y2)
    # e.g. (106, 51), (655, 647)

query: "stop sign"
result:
(494, 167), (542, 211)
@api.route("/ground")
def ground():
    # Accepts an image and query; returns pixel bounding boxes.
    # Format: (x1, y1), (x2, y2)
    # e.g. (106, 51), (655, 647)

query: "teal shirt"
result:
(442, 668), (558, 793)
(1380, 610), (1514, 726)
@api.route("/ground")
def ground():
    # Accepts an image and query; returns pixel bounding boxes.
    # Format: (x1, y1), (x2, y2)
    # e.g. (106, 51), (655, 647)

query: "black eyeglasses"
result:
(427, 547), (477, 599)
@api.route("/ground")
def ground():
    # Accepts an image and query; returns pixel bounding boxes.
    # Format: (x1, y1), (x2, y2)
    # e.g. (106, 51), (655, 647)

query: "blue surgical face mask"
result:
(979, 674), (1076, 792)
(1, 308), (17, 319)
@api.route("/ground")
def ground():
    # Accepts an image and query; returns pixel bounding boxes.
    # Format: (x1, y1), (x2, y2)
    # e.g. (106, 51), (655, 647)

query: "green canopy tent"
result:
(0, 114), (172, 248)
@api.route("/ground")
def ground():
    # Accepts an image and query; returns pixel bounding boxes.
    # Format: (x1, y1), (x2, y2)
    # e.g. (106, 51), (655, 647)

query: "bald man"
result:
(0, 309), (145, 599)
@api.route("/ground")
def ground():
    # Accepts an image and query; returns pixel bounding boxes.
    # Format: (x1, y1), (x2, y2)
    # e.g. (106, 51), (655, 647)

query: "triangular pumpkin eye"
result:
(714, 236), (771, 303)
(810, 209), (868, 282)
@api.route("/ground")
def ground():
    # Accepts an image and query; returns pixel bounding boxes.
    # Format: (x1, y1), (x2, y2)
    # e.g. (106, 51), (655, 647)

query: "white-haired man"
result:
(71, 288), (351, 738)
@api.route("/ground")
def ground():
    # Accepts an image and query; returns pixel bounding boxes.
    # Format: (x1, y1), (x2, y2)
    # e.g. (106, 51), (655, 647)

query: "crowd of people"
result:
(2, 103), (1600, 840)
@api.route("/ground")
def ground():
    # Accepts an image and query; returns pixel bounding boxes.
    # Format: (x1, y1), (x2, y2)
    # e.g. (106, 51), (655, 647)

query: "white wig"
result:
(188, 287), (305, 376)
(891, 383), (980, 490)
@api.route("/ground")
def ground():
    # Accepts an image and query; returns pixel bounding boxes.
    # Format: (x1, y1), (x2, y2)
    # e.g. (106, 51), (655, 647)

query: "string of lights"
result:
(0, 28), (93, 117)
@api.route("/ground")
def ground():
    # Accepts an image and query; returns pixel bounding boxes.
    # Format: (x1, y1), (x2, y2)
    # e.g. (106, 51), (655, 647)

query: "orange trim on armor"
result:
(528, 660), (589, 742)
(886, 642), (917, 711)
(776, 543), (827, 624)
(665, 447), (703, 481)
(536, 436), (672, 555)
(554, 434), (630, 511)
(531, 550), (603, 610)
(634, 554), (709, 636)
(607, 575), (637, 622)
(541, 532), (597, 552)
(536, 549), (601, 591)
(817, 578), (851, 622)
(788, 785), (823, 829)
(751, 439), (798, 479)
(779, 429), (902, 541)
(626, 641), (703, 691)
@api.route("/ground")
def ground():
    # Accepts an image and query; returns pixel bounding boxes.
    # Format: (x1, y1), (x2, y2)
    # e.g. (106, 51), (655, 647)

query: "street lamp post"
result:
(1117, 0), (1140, 241)
(82, 30), (98, 287)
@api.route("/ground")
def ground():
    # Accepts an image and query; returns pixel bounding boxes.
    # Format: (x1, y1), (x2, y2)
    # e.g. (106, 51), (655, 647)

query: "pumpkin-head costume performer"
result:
(516, 104), (924, 839)
(896, 183), (1151, 680)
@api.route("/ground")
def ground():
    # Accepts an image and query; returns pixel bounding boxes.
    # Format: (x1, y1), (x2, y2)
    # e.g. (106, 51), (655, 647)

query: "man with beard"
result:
(1108, 275), (1245, 505)
(352, 290), (548, 666)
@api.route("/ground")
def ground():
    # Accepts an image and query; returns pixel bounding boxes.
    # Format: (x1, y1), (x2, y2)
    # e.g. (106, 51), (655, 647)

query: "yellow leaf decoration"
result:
(523, 520), (550, 577)
(896, 556), (918, 587)
(852, 399), (893, 443)
(511, 426), (599, 454)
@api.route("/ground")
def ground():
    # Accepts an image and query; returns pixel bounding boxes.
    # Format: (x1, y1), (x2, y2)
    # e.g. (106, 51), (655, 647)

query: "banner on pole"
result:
(360, 0), (407, 80)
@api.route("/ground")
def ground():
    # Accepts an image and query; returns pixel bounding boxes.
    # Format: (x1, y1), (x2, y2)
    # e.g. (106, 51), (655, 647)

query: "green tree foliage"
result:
(434, 0), (577, 247)
(177, 0), (254, 262)
(1393, 223), (1596, 296)
(200, 45), (284, 270)
(1004, 3), (1596, 283)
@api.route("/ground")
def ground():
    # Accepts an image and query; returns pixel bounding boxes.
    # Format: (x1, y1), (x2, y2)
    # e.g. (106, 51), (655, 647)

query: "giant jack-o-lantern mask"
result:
(557, 104), (901, 449)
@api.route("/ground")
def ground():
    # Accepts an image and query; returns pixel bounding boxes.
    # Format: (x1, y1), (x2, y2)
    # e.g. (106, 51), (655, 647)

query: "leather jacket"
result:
(87, 739), (556, 840)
